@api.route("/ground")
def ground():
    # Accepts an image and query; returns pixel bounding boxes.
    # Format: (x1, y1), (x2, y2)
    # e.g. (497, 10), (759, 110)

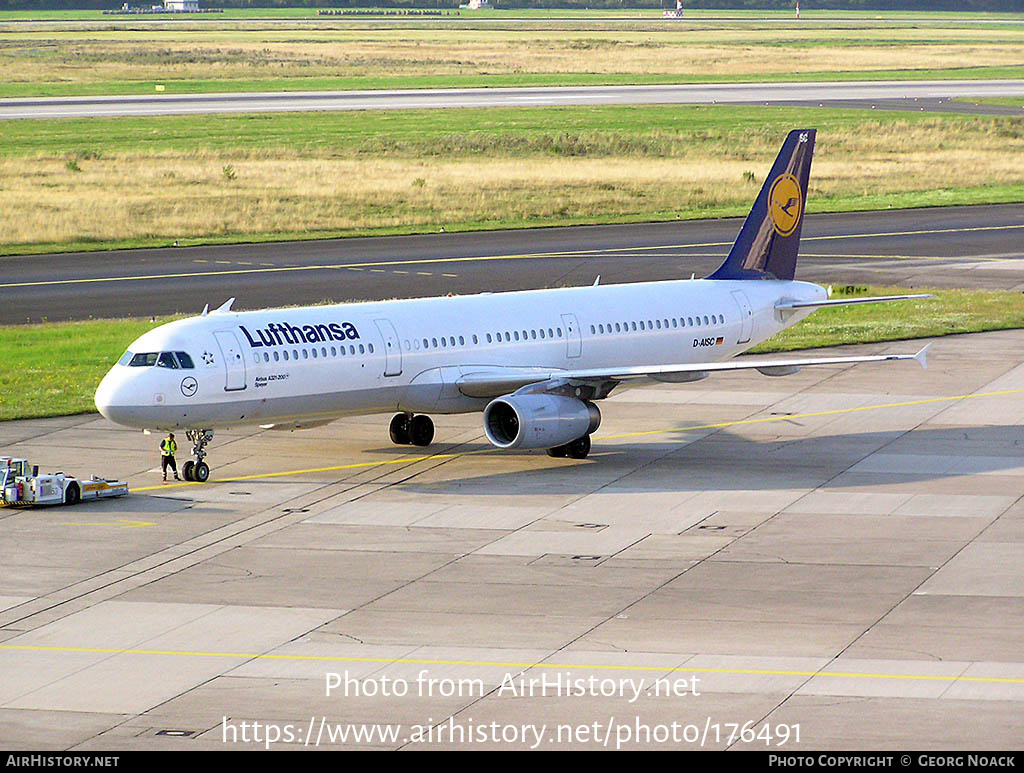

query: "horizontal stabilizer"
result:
(776, 293), (933, 311)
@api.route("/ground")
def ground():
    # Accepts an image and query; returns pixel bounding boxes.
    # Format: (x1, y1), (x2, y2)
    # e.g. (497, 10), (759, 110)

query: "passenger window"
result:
(450, 337), (455, 347)
(264, 353), (270, 362)
(514, 331), (520, 341)
(459, 336), (465, 346)
(253, 354), (259, 364)
(283, 351), (289, 361)
(369, 343), (374, 353)
(273, 351), (280, 362)
(486, 333), (492, 343)
(303, 349), (309, 360)
(359, 344), (365, 354)
(557, 328), (562, 337)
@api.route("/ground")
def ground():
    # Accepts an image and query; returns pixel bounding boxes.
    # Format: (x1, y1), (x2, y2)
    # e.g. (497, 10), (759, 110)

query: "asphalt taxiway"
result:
(0, 327), (1023, 749)
(3, 203), (1023, 324)
(3, 80), (1024, 120)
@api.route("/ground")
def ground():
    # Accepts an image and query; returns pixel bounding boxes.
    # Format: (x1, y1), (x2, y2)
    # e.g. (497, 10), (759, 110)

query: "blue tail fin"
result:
(707, 129), (815, 282)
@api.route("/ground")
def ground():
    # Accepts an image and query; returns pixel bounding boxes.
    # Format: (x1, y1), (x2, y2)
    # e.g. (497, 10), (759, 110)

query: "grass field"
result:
(1, 285), (1021, 422)
(3, 15), (1024, 97)
(2, 105), (1023, 255)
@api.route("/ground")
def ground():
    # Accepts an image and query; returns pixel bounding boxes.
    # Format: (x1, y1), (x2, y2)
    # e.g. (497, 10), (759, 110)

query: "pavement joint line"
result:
(3, 224), (1022, 290)
(0, 644), (1020, 684)
(131, 384), (1024, 493)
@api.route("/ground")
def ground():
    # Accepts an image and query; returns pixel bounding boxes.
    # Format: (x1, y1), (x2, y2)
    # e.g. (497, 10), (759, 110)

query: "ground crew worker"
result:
(161, 432), (180, 482)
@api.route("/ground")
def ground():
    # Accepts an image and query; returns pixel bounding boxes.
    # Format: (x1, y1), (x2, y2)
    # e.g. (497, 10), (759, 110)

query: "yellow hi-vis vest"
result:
(162, 437), (177, 457)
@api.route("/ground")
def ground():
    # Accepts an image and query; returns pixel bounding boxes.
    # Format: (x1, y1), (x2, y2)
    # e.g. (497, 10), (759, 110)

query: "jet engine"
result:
(483, 394), (601, 450)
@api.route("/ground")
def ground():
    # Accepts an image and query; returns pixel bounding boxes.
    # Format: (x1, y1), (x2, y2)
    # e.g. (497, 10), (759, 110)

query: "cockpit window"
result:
(128, 352), (159, 367)
(126, 351), (195, 368)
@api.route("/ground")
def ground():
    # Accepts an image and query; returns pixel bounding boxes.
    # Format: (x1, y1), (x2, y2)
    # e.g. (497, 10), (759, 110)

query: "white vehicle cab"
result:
(95, 129), (930, 481)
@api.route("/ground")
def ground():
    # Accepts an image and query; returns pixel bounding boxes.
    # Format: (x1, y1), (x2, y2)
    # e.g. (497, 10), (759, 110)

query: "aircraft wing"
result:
(457, 344), (929, 399)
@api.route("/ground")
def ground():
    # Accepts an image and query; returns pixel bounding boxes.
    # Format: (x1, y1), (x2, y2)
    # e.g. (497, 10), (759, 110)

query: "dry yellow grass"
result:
(4, 119), (1024, 247)
(3, 26), (1024, 85)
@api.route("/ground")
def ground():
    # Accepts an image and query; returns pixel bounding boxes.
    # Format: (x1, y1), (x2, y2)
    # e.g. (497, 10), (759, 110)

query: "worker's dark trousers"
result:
(161, 455), (178, 479)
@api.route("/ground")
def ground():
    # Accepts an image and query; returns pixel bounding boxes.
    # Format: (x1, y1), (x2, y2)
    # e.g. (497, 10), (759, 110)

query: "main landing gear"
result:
(181, 429), (213, 482)
(389, 413), (434, 447)
(546, 434), (591, 460)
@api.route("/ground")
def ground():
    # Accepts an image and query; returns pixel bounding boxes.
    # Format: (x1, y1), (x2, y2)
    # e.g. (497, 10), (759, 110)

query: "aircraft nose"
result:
(94, 368), (131, 425)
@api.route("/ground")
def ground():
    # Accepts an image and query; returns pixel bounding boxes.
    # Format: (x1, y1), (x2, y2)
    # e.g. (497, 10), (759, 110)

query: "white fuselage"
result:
(94, 278), (825, 431)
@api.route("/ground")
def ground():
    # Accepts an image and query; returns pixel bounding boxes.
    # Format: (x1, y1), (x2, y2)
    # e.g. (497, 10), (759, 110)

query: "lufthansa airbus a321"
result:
(95, 129), (930, 482)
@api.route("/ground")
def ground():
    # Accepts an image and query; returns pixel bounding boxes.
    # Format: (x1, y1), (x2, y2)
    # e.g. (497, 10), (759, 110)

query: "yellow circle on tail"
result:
(768, 174), (802, 237)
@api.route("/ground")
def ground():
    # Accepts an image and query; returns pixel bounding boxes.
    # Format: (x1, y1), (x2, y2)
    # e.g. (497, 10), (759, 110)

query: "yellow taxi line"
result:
(0, 644), (1019, 684)
(133, 385), (1024, 493)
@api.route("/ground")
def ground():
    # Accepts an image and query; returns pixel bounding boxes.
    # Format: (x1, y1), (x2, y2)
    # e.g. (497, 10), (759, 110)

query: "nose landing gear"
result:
(181, 429), (213, 482)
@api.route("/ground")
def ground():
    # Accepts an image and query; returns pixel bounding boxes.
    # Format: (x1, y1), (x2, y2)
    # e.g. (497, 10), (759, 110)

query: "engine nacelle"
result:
(483, 394), (601, 450)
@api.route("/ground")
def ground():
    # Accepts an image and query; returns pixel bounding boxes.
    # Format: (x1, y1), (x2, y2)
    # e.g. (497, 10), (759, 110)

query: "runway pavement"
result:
(3, 203), (1023, 325)
(0, 329), (1022, 749)
(3, 80), (1024, 120)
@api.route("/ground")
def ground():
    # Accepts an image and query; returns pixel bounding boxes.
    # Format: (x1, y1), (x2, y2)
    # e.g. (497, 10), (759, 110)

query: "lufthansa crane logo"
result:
(768, 174), (802, 237)
(180, 377), (198, 398)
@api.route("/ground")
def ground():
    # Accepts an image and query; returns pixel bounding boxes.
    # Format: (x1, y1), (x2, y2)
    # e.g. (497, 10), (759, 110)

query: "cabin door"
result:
(213, 330), (247, 391)
(561, 313), (582, 359)
(730, 290), (753, 345)
(374, 318), (402, 377)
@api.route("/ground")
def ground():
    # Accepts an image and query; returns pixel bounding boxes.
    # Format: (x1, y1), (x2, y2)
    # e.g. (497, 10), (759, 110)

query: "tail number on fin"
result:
(768, 173), (803, 237)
